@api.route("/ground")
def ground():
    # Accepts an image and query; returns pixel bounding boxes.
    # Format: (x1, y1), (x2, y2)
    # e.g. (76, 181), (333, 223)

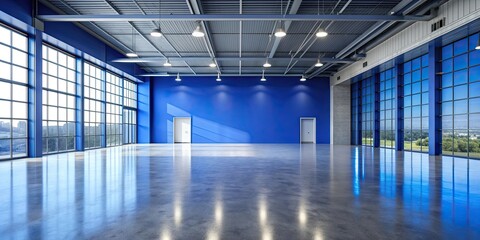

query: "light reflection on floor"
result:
(0, 144), (479, 239)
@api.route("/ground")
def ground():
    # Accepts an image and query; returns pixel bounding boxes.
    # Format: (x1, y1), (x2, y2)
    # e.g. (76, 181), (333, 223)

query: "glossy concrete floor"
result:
(1, 144), (480, 239)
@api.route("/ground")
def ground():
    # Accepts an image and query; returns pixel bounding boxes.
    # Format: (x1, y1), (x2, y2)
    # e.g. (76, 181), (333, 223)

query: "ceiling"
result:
(38, 0), (441, 78)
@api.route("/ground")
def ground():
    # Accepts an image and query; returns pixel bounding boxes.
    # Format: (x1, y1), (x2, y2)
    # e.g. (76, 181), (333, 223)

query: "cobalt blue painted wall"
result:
(149, 76), (330, 143)
(0, 0), (32, 24)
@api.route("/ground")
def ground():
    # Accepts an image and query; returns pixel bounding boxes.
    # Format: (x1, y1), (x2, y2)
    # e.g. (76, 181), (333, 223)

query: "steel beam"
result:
(37, 13), (435, 22)
(112, 57), (355, 63)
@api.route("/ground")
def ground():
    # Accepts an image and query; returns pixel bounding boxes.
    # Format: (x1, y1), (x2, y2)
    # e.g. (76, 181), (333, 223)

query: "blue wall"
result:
(1, 0), (32, 24)
(148, 76), (330, 143)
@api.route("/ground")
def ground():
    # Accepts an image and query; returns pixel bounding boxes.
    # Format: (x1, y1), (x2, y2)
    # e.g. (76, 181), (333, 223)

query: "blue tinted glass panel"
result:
(454, 54), (468, 71)
(422, 93), (429, 104)
(412, 70), (421, 82)
(454, 114), (468, 129)
(442, 73), (453, 87)
(454, 85), (468, 100)
(443, 116), (453, 129)
(422, 68), (429, 80)
(422, 80), (429, 92)
(412, 58), (421, 70)
(454, 69), (468, 85)
(470, 82), (480, 98)
(470, 114), (480, 129)
(442, 101), (453, 115)
(442, 59), (453, 73)
(442, 44), (453, 59)
(470, 65), (480, 82)
(404, 61), (411, 72)
(454, 38), (468, 55)
(442, 87), (453, 101)
(454, 100), (468, 114)
(470, 50), (480, 66)
(412, 94), (421, 105)
(404, 73), (411, 84)
(470, 98), (480, 113)
(412, 82), (421, 94)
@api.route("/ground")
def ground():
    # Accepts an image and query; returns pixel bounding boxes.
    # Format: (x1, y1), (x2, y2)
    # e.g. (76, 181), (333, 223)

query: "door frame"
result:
(300, 117), (316, 144)
(173, 117), (192, 143)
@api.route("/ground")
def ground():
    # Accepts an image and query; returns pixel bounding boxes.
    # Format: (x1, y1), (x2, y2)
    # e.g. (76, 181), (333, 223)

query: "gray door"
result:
(301, 118), (315, 143)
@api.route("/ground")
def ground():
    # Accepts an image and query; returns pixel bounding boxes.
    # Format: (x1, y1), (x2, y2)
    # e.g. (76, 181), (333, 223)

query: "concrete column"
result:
(330, 83), (351, 145)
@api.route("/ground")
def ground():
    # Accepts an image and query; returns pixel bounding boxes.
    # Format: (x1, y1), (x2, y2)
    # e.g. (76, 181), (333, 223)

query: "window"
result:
(42, 45), (77, 154)
(84, 63), (104, 149)
(403, 55), (429, 152)
(379, 68), (396, 148)
(106, 72), (122, 146)
(0, 25), (28, 159)
(361, 77), (375, 146)
(123, 79), (137, 144)
(441, 33), (480, 158)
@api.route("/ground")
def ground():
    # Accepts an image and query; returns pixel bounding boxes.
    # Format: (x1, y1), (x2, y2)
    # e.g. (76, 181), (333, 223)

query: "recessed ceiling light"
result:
(315, 59), (323, 67)
(209, 61), (217, 68)
(150, 28), (163, 37)
(164, 59), (172, 67)
(316, 28), (328, 38)
(192, 24), (205, 38)
(175, 73), (181, 81)
(126, 52), (138, 58)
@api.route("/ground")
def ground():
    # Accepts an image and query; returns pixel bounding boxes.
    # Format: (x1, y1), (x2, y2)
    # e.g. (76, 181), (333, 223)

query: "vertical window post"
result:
(29, 29), (42, 157)
(429, 40), (442, 155)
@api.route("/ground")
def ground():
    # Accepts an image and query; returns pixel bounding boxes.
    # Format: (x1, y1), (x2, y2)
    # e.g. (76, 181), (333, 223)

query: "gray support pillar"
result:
(330, 83), (351, 145)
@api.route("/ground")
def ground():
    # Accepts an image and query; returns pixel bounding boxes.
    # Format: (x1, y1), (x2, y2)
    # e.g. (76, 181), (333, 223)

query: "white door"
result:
(300, 118), (316, 143)
(174, 117), (192, 143)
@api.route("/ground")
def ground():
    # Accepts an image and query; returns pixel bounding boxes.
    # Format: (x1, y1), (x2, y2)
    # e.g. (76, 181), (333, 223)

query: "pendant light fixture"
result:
(274, 0), (287, 38)
(150, 0), (163, 37)
(263, 59), (272, 68)
(209, 59), (217, 68)
(316, 0), (328, 38)
(192, 22), (205, 37)
(260, 70), (267, 82)
(126, 27), (138, 57)
(216, 72), (222, 82)
(300, 75), (307, 81)
(175, 73), (181, 81)
(316, 28), (328, 38)
(315, 58), (323, 67)
(164, 59), (172, 67)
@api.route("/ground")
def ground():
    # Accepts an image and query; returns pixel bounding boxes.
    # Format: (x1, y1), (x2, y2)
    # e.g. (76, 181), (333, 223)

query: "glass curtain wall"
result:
(106, 72), (123, 146)
(42, 45), (77, 154)
(0, 24), (29, 159)
(123, 79), (137, 144)
(84, 62), (105, 149)
(441, 33), (480, 158)
(403, 55), (429, 152)
(379, 68), (396, 148)
(361, 77), (375, 146)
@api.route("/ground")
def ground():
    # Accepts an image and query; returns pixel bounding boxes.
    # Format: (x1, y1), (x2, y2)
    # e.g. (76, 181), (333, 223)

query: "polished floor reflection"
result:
(0, 144), (479, 239)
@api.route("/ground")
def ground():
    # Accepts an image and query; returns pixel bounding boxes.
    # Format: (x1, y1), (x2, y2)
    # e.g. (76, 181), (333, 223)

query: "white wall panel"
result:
(332, 0), (480, 86)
